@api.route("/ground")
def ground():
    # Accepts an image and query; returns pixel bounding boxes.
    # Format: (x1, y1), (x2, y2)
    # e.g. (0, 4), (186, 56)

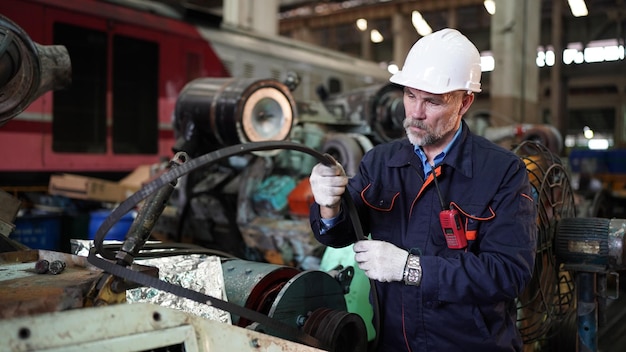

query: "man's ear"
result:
(459, 93), (475, 115)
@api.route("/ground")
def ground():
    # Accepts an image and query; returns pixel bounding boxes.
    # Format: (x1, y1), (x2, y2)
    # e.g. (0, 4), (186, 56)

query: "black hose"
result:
(91, 140), (379, 351)
(92, 141), (362, 257)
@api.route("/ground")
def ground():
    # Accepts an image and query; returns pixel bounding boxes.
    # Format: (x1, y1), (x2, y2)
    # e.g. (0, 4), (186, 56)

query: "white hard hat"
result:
(390, 28), (482, 94)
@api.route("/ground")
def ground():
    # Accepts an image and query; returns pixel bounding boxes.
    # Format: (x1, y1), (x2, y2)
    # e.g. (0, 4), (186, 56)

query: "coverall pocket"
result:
(361, 183), (399, 212)
(426, 301), (490, 339)
(360, 183), (400, 241)
(471, 303), (492, 338)
(450, 203), (495, 242)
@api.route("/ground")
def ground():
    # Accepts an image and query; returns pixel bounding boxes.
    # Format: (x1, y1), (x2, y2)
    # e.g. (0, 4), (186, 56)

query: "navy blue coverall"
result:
(310, 121), (537, 351)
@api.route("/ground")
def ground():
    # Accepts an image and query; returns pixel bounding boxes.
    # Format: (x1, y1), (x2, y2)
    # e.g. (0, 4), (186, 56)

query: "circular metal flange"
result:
(263, 270), (346, 341)
(221, 259), (299, 327)
(303, 307), (368, 352)
(240, 85), (293, 144)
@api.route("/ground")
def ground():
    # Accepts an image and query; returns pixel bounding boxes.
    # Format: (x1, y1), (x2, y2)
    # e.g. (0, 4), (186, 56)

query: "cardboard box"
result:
(119, 164), (153, 193)
(49, 174), (128, 203)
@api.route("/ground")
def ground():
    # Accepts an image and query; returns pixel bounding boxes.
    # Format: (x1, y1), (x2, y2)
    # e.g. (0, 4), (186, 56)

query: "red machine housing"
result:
(0, 0), (229, 177)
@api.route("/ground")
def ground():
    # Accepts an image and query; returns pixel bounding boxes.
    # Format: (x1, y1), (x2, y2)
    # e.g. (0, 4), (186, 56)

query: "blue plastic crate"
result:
(607, 149), (626, 173)
(88, 210), (136, 241)
(10, 214), (62, 250)
(568, 149), (608, 174)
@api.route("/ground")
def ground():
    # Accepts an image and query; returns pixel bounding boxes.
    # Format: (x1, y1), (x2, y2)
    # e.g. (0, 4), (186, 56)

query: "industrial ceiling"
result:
(159, 0), (625, 65)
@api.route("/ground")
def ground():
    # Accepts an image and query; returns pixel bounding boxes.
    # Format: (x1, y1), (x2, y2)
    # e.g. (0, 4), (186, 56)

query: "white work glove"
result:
(309, 158), (348, 208)
(353, 240), (409, 282)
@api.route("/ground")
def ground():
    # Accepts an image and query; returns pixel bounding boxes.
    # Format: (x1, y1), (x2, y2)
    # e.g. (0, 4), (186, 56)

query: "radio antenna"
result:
(430, 164), (447, 211)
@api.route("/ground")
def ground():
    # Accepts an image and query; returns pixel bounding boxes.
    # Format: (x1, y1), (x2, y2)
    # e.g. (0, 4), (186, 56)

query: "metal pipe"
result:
(577, 272), (598, 352)
(115, 152), (188, 266)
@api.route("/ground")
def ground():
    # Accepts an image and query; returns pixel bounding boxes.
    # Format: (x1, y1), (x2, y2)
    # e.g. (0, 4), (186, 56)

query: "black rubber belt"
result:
(87, 140), (368, 350)
(88, 248), (323, 348)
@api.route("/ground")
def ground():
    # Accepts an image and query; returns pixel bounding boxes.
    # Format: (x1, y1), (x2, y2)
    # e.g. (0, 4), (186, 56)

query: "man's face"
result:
(402, 87), (471, 148)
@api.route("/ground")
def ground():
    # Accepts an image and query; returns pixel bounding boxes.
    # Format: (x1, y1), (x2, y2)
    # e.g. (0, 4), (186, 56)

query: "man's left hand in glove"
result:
(353, 240), (409, 282)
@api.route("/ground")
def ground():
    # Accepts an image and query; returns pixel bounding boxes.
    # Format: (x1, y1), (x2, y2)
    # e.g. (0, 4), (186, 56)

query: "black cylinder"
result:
(556, 217), (610, 269)
(174, 77), (296, 151)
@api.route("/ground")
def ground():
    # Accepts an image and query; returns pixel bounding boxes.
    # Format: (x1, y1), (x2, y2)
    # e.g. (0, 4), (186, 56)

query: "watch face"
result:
(404, 255), (421, 285)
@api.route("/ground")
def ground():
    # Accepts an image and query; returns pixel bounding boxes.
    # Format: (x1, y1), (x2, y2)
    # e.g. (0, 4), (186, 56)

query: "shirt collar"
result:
(414, 126), (462, 176)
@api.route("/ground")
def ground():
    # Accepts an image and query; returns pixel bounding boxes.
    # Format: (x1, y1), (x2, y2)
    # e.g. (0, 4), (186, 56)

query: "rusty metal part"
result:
(47, 260), (66, 275)
(1, 250), (102, 319)
(84, 261), (160, 307)
(115, 152), (187, 266)
(34, 259), (49, 274)
(0, 14), (71, 126)
(84, 274), (127, 307)
(302, 308), (368, 352)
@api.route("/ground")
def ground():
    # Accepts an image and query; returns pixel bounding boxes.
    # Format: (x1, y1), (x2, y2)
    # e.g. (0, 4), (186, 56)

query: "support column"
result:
(490, 0), (541, 126)
(447, 6), (457, 28)
(618, 88), (626, 147)
(223, 0), (279, 36)
(291, 24), (315, 44)
(361, 28), (372, 61)
(391, 11), (413, 68)
(550, 0), (568, 141)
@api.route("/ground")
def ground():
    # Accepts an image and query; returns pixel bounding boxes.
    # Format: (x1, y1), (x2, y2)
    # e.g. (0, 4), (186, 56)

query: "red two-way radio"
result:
(439, 209), (467, 249)
(430, 164), (468, 250)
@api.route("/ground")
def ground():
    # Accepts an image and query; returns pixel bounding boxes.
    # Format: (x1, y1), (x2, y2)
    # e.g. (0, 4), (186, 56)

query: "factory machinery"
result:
(1, 12), (626, 352)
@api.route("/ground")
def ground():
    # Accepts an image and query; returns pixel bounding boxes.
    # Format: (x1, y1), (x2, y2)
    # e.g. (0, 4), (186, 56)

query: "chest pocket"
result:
(360, 183), (400, 211)
(451, 202), (495, 242)
(360, 183), (401, 241)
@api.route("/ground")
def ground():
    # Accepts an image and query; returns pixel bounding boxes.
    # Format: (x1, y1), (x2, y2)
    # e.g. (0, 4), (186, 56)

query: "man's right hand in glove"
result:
(309, 158), (348, 219)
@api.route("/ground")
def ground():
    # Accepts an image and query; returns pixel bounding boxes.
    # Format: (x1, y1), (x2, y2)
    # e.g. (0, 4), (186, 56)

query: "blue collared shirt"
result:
(415, 126), (462, 176)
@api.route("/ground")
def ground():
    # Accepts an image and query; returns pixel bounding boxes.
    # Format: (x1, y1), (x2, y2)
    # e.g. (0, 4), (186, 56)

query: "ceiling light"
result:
(480, 54), (495, 72)
(567, 0), (588, 17)
(387, 63), (399, 74)
(483, 0), (496, 15)
(356, 18), (367, 31)
(588, 139), (609, 150)
(370, 29), (384, 43)
(411, 11), (432, 36)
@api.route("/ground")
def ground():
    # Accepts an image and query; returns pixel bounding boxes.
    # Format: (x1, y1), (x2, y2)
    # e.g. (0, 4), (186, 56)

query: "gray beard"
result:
(404, 121), (437, 146)
(403, 117), (458, 147)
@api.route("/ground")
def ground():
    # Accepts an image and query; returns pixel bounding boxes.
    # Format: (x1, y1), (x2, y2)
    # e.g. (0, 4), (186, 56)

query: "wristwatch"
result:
(403, 254), (422, 286)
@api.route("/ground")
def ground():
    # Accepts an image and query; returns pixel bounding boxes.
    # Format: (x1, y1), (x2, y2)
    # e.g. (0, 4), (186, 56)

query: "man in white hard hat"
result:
(309, 28), (537, 351)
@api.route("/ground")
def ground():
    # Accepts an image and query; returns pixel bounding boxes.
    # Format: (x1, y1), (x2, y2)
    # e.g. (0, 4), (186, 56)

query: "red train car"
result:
(0, 0), (229, 184)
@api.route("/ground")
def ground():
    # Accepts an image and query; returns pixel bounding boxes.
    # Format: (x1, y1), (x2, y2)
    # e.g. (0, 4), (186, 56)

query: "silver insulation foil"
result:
(72, 240), (231, 324)
(127, 254), (232, 324)
(126, 254), (231, 324)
